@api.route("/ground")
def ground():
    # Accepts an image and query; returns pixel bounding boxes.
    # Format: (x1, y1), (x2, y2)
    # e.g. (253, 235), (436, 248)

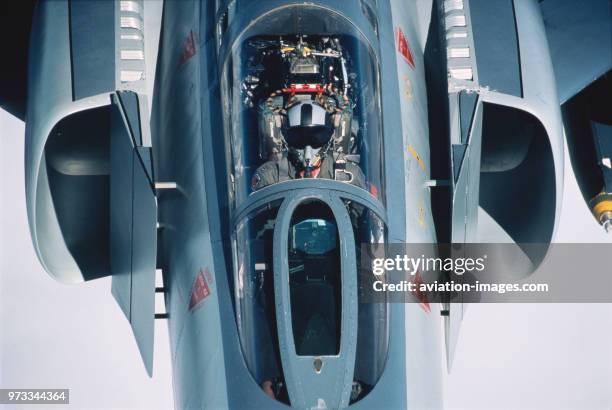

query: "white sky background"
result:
(1, 1), (611, 408)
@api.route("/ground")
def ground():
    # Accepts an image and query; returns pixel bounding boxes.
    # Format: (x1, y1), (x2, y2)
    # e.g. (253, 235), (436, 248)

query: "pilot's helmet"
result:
(285, 101), (334, 149)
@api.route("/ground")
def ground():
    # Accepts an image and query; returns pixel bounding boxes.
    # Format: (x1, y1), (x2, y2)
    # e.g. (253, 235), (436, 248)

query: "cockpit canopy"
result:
(221, 6), (385, 210)
(221, 5), (389, 407)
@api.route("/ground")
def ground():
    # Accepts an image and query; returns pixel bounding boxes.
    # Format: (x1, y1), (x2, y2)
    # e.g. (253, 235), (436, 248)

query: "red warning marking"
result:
(369, 183), (379, 199)
(179, 30), (197, 66)
(396, 27), (416, 69)
(413, 271), (431, 314)
(189, 269), (211, 311)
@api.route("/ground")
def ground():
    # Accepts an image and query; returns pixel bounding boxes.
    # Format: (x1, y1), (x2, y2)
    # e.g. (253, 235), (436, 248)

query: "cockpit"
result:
(220, 5), (388, 408)
(222, 19), (385, 208)
(244, 35), (371, 193)
(287, 202), (341, 358)
(233, 197), (388, 406)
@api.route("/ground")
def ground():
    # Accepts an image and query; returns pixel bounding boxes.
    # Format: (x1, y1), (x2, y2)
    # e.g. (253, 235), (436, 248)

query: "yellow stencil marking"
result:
(418, 198), (426, 228)
(403, 75), (413, 101)
(408, 145), (426, 172)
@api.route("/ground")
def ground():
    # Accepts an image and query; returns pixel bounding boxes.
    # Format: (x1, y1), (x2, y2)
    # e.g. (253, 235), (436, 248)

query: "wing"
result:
(541, 0), (612, 104)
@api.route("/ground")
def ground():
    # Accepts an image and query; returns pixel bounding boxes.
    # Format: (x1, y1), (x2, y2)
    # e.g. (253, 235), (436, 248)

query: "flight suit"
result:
(251, 154), (366, 191)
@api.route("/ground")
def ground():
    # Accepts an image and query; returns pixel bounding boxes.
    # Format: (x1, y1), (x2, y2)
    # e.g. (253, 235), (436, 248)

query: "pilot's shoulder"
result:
(252, 161), (279, 190)
(344, 161), (366, 189)
(256, 161), (278, 173)
(345, 160), (364, 175)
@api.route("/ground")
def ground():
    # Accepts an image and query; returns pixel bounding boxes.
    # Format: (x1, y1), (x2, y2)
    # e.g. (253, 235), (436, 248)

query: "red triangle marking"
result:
(179, 30), (197, 66)
(413, 271), (431, 313)
(189, 269), (211, 311)
(396, 27), (416, 69)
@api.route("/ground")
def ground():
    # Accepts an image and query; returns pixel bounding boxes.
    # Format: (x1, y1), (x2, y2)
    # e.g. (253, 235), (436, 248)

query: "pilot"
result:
(251, 98), (366, 191)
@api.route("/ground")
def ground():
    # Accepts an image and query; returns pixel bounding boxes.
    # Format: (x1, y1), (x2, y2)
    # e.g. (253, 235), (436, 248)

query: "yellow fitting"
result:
(593, 200), (612, 220)
(589, 192), (612, 222)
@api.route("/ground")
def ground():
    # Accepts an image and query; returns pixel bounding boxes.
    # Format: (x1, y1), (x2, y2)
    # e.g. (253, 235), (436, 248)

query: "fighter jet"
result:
(0, 0), (610, 408)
